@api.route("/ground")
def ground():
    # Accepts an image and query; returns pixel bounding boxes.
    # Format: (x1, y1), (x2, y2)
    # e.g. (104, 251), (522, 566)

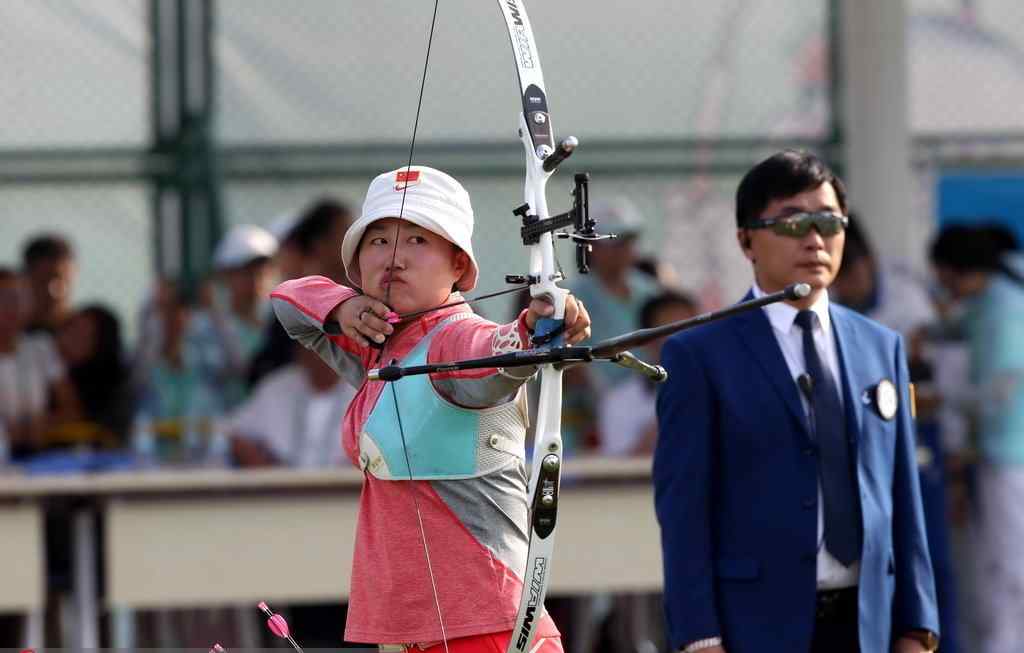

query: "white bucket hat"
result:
(213, 224), (278, 270)
(342, 165), (479, 292)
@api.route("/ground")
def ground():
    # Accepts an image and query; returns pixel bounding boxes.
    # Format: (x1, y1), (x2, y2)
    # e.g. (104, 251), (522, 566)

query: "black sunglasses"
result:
(744, 211), (849, 238)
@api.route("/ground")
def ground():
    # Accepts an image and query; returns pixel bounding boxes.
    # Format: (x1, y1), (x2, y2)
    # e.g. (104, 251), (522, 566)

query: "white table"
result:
(0, 457), (663, 647)
(0, 495), (45, 647)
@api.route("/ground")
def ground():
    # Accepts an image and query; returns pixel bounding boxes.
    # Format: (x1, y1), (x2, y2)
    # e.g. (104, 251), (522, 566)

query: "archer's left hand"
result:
(525, 294), (591, 345)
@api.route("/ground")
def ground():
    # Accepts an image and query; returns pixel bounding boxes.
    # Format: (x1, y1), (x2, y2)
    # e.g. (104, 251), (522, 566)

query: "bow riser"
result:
(521, 121), (569, 343)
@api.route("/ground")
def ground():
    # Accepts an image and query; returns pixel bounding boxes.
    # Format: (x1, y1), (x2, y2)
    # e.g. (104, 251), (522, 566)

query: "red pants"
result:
(419, 614), (562, 653)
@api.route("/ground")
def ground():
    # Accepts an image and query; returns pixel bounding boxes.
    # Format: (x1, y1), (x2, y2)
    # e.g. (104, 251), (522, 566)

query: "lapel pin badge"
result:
(873, 378), (898, 421)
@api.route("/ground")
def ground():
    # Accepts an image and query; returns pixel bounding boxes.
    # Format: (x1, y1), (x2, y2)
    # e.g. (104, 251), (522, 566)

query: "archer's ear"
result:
(452, 249), (471, 277)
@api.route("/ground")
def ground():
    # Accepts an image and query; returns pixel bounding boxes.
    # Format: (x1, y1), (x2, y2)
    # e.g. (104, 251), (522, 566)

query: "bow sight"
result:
(510, 164), (614, 280)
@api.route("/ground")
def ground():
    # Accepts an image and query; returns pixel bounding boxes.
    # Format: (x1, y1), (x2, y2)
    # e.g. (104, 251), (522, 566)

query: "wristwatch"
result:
(905, 629), (939, 651)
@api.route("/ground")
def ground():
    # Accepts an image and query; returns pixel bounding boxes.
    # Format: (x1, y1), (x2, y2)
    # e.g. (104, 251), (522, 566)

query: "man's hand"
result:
(894, 636), (927, 653)
(524, 294), (591, 345)
(333, 296), (394, 348)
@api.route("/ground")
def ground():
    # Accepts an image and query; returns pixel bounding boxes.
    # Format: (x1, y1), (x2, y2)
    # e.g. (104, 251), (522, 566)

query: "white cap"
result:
(342, 165), (479, 292)
(213, 224), (278, 270)
(590, 196), (644, 237)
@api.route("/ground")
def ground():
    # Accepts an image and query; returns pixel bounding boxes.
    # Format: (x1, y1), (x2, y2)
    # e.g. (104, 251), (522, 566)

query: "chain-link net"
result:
(0, 1), (148, 147)
(214, 0), (830, 144)
(910, 0), (1024, 133)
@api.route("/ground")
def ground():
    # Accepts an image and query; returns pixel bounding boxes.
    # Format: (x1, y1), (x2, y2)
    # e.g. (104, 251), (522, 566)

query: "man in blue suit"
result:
(653, 151), (939, 653)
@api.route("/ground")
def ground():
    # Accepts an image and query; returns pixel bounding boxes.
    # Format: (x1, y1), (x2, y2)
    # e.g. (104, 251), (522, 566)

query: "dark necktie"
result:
(795, 309), (862, 566)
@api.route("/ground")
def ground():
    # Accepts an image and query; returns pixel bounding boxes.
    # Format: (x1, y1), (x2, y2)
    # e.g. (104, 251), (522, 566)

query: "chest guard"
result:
(358, 316), (529, 480)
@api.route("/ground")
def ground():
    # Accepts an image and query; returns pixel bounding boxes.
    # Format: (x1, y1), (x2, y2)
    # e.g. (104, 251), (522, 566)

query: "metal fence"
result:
(2, 0), (1024, 337)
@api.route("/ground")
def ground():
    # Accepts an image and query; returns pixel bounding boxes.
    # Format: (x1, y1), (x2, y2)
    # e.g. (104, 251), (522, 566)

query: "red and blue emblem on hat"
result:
(394, 169), (421, 191)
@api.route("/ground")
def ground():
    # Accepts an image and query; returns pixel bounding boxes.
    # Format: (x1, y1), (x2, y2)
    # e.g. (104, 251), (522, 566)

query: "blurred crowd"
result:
(1, 190), (1022, 653)
(0, 198), (357, 473)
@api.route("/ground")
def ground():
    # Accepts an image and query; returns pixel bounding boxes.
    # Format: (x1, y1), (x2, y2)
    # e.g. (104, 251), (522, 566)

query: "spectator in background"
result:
(248, 198), (355, 388)
(634, 254), (685, 291)
(568, 197), (659, 378)
(578, 289), (699, 653)
(55, 305), (135, 447)
(598, 290), (698, 457)
(564, 197), (659, 452)
(133, 278), (179, 392)
(929, 223), (1024, 653)
(268, 208), (306, 281)
(830, 215), (936, 336)
(831, 217), (960, 653)
(139, 280), (201, 425)
(0, 267), (80, 460)
(188, 224), (277, 412)
(229, 343), (356, 468)
(22, 234), (76, 335)
(288, 198), (355, 284)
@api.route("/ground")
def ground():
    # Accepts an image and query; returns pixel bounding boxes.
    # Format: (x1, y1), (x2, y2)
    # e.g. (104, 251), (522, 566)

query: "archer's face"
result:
(356, 218), (469, 314)
(738, 182), (845, 306)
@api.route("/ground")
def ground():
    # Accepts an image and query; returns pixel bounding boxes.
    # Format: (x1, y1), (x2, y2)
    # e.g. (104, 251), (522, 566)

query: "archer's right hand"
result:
(333, 296), (394, 348)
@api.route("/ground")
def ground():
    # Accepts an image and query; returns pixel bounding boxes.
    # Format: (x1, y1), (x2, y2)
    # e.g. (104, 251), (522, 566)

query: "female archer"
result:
(270, 164), (588, 651)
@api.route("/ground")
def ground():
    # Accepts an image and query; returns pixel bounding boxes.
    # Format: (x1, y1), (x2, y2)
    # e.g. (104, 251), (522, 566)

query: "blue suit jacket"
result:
(653, 298), (938, 653)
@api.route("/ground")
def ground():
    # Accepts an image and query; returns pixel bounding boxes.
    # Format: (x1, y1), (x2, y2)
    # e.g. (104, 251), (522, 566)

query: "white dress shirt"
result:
(753, 283), (860, 590)
(228, 364), (356, 468)
(598, 376), (656, 456)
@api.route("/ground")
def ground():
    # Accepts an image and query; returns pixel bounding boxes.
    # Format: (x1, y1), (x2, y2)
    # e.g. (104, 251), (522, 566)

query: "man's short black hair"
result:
(22, 233), (74, 267)
(639, 291), (699, 330)
(735, 149), (847, 228)
(287, 198), (353, 254)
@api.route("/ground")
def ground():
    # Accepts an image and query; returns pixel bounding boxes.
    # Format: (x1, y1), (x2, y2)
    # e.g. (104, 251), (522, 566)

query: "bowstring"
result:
(385, 1), (450, 651)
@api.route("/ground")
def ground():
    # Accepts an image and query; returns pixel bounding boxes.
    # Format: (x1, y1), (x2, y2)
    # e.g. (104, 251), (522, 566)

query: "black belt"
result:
(815, 587), (857, 621)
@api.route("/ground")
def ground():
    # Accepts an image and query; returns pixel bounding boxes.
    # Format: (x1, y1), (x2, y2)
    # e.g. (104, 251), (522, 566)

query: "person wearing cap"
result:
(567, 197), (659, 379)
(561, 197), (659, 454)
(270, 165), (587, 652)
(187, 224), (278, 412)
